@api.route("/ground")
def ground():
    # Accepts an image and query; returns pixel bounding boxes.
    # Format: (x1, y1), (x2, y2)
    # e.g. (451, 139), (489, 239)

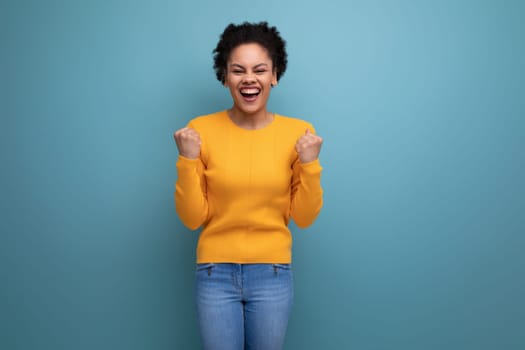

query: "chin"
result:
(234, 101), (264, 115)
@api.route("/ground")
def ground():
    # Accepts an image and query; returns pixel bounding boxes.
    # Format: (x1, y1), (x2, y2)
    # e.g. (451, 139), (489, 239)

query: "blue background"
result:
(2, 0), (524, 349)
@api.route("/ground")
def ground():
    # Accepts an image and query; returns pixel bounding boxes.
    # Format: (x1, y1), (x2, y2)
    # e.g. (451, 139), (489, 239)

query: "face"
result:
(224, 43), (278, 116)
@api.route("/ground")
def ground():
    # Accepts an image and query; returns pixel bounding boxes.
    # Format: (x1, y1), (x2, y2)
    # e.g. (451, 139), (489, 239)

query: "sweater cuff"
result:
(176, 155), (202, 190)
(176, 155), (199, 168)
(298, 159), (323, 175)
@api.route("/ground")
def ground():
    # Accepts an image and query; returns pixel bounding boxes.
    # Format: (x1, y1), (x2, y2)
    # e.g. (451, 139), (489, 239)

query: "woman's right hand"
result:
(173, 127), (201, 159)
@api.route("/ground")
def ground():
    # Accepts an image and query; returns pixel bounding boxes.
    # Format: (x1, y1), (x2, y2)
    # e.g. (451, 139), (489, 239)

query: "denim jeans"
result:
(195, 263), (294, 350)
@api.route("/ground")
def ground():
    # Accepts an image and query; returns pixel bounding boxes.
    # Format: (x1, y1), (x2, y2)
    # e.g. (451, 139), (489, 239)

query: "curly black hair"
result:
(213, 21), (288, 84)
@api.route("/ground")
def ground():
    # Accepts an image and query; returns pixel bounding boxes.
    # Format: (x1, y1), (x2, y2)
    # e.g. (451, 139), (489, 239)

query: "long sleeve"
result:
(175, 155), (208, 230)
(175, 110), (322, 263)
(290, 158), (323, 228)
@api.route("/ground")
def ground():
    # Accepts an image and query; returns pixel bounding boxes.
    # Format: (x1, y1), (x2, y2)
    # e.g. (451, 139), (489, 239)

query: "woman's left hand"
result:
(295, 129), (323, 163)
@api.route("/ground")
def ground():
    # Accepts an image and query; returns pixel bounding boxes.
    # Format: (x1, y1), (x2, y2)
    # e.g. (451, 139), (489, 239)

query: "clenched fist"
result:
(295, 129), (323, 163)
(173, 127), (201, 159)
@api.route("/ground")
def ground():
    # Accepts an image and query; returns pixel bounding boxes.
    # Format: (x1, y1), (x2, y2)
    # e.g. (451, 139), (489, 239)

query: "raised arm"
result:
(290, 128), (324, 228)
(174, 124), (208, 230)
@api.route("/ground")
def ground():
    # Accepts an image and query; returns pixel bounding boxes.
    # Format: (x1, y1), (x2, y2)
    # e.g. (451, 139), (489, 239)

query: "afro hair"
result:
(213, 21), (288, 84)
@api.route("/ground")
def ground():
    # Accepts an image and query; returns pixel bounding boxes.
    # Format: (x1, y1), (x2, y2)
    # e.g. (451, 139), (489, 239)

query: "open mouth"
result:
(240, 88), (261, 101)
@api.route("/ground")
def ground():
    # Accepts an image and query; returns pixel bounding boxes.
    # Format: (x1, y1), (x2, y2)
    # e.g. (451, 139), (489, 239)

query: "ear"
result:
(271, 70), (278, 87)
(223, 69), (228, 87)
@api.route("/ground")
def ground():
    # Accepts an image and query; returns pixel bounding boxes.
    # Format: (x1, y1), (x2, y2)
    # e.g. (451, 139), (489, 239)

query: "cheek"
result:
(225, 80), (237, 91)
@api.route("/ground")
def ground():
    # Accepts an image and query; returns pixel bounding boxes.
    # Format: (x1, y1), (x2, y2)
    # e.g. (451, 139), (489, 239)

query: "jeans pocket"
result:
(272, 263), (292, 275)
(196, 263), (216, 276)
(272, 263), (292, 270)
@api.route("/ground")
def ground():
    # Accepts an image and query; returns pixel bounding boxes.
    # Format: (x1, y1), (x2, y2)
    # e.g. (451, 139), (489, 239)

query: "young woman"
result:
(173, 21), (323, 350)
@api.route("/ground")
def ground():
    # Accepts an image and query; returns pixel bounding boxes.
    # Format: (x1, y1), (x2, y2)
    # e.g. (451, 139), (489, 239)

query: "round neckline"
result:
(222, 110), (279, 132)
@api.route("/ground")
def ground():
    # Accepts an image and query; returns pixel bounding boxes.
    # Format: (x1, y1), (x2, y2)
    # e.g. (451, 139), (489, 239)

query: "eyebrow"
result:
(229, 63), (269, 69)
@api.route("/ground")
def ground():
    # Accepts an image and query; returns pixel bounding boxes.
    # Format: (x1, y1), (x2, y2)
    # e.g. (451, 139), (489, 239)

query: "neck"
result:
(227, 107), (273, 130)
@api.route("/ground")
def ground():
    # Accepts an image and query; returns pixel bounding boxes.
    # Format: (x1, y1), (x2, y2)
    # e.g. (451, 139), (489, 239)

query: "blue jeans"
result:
(195, 263), (294, 350)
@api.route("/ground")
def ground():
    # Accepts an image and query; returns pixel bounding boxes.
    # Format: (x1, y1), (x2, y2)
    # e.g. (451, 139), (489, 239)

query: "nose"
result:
(242, 72), (256, 84)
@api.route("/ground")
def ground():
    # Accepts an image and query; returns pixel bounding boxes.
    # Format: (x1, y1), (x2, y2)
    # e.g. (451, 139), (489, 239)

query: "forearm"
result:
(175, 156), (208, 230)
(290, 159), (323, 228)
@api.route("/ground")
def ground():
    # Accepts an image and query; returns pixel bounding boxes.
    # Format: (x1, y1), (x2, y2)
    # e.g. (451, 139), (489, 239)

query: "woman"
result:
(173, 21), (323, 350)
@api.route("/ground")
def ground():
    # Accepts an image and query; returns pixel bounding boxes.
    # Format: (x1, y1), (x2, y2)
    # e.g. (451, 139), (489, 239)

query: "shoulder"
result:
(187, 111), (227, 131)
(275, 114), (316, 133)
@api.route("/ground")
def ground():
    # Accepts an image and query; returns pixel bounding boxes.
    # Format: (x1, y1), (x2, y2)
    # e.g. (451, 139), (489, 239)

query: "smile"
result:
(240, 87), (261, 100)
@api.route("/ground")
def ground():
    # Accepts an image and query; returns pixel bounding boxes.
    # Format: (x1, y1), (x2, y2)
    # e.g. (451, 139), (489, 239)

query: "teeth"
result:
(240, 88), (260, 94)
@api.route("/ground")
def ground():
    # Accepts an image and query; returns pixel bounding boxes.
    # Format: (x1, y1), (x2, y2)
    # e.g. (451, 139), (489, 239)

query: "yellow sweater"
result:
(175, 110), (323, 263)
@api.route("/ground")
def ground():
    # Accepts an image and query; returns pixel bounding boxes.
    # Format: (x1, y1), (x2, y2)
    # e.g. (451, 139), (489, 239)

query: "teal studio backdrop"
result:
(2, 0), (524, 349)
